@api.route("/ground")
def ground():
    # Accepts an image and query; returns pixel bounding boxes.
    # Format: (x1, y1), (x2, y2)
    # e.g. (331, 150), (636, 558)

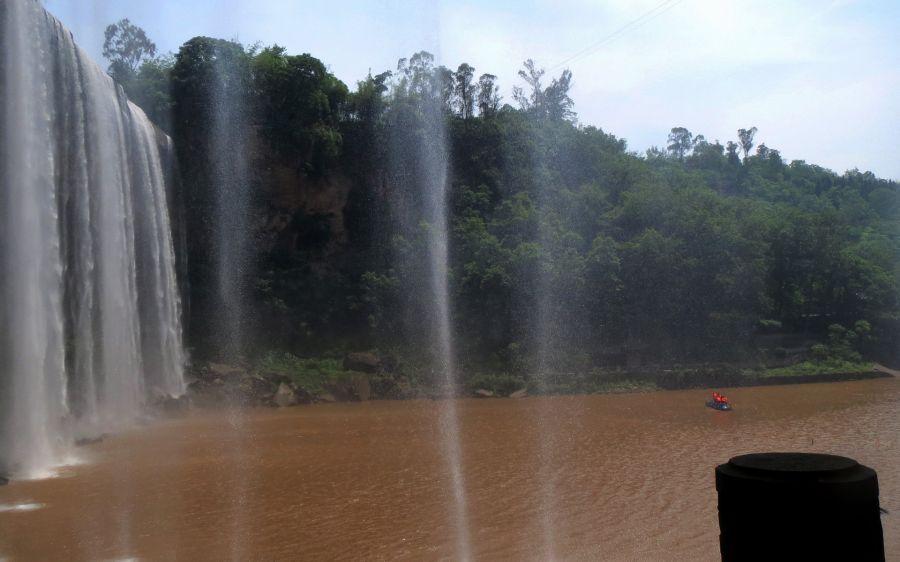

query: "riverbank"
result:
(177, 353), (894, 409)
(464, 362), (891, 397)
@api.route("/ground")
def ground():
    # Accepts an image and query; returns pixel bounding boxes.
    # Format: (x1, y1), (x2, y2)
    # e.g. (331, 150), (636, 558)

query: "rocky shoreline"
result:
(168, 353), (895, 411)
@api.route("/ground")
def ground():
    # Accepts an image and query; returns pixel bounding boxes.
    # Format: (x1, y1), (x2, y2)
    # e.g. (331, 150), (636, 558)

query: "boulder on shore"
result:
(352, 374), (372, 401)
(343, 352), (380, 373)
(206, 363), (247, 379)
(74, 434), (106, 447)
(474, 389), (495, 398)
(238, 375), (278, 406)
(260, 371), (292, 386)
(380, 354), (399, 373)
(509, 388), (528, 399)
(153, 392), (190, 414)
(325, 380), (354, 401)
(274, 383), (298, 407)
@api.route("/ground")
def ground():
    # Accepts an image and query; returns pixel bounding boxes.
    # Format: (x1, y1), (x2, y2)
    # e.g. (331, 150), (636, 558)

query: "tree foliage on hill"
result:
(112, 25), (900, 372)
(103, 18), (157, 79)
(102, 19), (174, 131)
(252, 45), (348, 173)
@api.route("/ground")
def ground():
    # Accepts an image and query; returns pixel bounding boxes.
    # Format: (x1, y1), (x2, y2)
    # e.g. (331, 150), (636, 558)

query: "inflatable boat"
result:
(706, 400), (733, 411)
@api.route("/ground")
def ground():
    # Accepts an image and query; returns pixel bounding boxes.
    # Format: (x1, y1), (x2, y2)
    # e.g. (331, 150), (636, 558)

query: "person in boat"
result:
(712, 391), (729, 405)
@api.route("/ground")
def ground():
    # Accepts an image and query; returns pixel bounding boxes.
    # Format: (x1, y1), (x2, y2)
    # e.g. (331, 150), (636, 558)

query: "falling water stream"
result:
(417, 82), (473, 560)
(0, 0), (185, 478)
(210, 49), (251, 358)
(204, 43), (254, 561)
(425, 126), (473, 562)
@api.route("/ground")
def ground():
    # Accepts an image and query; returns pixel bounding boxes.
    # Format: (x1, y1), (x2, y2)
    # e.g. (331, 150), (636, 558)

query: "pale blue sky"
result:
(46, 0), (900, 179)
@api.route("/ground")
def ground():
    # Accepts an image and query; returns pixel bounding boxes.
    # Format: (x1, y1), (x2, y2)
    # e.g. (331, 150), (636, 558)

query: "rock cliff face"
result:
(172, 84), (370, 354)
(256, 158), (353, 263)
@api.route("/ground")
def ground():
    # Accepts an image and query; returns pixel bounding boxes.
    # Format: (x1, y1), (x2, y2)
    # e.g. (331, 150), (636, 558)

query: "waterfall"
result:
(0, 0), (185, 478)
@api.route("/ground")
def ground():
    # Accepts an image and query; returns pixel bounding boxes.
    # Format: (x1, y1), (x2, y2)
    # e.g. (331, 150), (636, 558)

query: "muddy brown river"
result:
(0, 378), (897, 561)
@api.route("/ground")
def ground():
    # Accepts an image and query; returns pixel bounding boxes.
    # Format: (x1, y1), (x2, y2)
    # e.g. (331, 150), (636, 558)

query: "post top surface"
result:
(729, 452), (858, 474)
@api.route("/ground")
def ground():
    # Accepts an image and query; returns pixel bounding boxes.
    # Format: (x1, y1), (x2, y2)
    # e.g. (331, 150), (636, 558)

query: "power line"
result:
(548, 0), (688, 71)
(549, 0), (680, 70)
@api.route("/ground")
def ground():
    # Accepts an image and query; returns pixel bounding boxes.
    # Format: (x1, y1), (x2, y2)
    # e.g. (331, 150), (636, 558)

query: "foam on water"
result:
(0, 503), (45, 513)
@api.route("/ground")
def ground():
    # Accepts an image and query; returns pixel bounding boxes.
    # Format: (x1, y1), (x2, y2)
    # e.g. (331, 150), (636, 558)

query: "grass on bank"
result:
(254, 350), (874, 399)
(257, 351), (357, 394)
(760, 360), (873, 378)
(467, 371), (660, 396)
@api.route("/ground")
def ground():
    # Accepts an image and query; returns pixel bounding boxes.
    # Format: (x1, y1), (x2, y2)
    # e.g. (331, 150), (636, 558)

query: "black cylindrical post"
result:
(716, 452), (884, 561)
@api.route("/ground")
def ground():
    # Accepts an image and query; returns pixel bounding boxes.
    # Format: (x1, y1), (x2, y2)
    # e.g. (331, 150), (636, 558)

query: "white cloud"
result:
(433, 0), (898, 176)
(46, 0), (900, 177)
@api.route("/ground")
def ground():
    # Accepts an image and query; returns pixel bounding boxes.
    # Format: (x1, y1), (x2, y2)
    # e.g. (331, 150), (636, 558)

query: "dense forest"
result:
(103, 20), (900, 386)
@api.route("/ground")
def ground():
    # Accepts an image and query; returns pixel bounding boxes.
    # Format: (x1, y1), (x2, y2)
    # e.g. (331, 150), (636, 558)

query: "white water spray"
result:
(426, 137), (472, 561)
(419, 94), (472, 561)
(0, 0), (185, 478)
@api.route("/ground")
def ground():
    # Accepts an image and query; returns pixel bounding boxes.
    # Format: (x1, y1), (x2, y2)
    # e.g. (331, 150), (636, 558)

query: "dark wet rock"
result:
(296, 385), (315, 405)
(380, 354), (399, 374)
(428, 386), (460, 400)
(187, 387), (225, 408)
(206, 362), (247, 380)
(324, 380), (354, 401)
(187, 364), (317, 409)
(509, 388), (528, 399)
(274, 383), (297, 407)
(238, 375), (278, 406)
(352, 374), (372, 401)
(325, 376), (374, 402)
(154, 392), (190, 414)
(0, 476), (8, 486)
(75, 434), (106, 447)
(260, 371), (292, 386)
(368, 373), (412, 400)
(343, 352), (380, 373)
(395, 379), (416, 399)
(474, 389), (495, 398)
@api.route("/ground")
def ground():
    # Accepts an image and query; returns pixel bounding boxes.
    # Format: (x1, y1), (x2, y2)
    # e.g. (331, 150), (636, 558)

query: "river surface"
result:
(0, 378), (897, 561)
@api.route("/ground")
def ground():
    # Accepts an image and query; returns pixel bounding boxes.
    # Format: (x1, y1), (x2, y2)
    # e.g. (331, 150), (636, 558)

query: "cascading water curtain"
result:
(0, 0), (185, 479)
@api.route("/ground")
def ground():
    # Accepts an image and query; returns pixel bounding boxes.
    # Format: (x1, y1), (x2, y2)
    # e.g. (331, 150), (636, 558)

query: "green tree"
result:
(737, 126), (758, 160)
(251, 46), (348, 174)
(454, 63), (477, 119)
(126, 55), (175, 132)
(725, 141), (740, 165)
(103, 19), (157, 83)
(434, 65), (456, 113)
(477, 73), (501, 117)
(513, 60), (575, 122)
(512, 59), (544, 113)
(151, 35), (900, 370)
(667, 127), (693, 160)
(544, 69), (575, 122)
